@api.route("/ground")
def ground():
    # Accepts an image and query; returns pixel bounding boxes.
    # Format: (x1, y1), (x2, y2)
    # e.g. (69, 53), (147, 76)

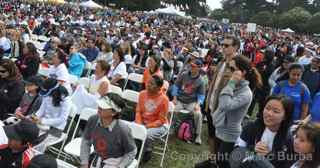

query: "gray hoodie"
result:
(211, 80), (252, 143)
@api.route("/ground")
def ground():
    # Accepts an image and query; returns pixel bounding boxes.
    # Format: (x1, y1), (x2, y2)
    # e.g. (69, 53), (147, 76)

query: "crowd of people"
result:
(0, 0), (320, 168)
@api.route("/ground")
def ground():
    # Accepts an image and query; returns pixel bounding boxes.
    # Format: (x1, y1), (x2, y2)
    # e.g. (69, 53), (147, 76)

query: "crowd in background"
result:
(0, 0), (320, 168)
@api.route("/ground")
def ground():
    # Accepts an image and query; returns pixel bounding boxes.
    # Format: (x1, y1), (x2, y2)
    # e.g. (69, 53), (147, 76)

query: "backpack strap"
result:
(278, 80), (286, 94)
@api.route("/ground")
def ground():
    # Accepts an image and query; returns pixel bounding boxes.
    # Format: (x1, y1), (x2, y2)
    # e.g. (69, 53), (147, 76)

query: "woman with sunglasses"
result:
(0, 59), (24, 120)
(210, 55), (262, 168)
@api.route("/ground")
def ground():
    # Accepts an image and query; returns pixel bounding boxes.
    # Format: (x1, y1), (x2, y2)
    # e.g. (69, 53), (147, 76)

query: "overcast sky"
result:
(207, 0), (222, 10)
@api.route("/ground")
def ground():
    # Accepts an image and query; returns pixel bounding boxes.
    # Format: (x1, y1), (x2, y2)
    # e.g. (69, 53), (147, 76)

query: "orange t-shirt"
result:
(142, 68), (163, 88)
(135, 90), (169, 128)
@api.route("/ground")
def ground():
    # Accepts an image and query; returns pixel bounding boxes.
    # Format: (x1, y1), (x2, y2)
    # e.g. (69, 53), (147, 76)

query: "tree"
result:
(278, 7), (312, 32)
(209, 9), (228, 20)
(249, 11), (273, 26)
(307, 12), (320, 33)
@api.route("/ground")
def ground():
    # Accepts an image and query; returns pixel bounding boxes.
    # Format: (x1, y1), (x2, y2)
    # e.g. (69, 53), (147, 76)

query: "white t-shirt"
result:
(298, 56), (313, 65)
(49, 64), (72, 95)
(260, 128), (277, 151)
(235, 127), (276, 151)
(109, 62), (128, 79)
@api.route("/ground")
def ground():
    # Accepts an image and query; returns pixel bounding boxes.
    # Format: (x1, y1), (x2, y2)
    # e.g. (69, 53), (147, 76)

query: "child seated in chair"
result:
(135, 75), (169, 162)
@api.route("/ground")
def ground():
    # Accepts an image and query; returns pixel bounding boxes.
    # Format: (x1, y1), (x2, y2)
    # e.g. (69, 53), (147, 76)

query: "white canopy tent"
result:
(79, 0), (103, 9)
(281, 28), (295, 33)
(155, 7), (185, 17)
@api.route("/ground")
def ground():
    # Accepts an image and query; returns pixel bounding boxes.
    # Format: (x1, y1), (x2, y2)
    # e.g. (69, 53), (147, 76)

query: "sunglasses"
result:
(229, 66), (237, 72)
(223, 43), (232, 48)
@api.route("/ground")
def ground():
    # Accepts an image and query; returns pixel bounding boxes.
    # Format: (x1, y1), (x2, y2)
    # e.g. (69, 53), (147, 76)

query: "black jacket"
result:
(0, 79), (24, 120)
(239, 121), (295, 168)
(0, 147), (23, 168)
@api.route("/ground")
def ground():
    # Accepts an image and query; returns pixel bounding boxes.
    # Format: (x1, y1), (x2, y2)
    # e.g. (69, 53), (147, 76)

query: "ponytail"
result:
(233, 56), (263, 90)
(246, 67), (263, 90)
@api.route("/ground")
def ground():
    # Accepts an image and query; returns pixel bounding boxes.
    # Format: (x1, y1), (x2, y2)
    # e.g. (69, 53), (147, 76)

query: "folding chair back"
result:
(109, 84), (123, 96)
(122, 89), (139, 103)
(69, 74), (79, 85)
(123, 73), (143, 90)
(78, 77), (90, 88)
(122, 120), (147, 168)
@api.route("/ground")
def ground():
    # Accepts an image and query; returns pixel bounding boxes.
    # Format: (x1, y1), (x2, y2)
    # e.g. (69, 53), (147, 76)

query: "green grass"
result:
(140, 123), (210, 168)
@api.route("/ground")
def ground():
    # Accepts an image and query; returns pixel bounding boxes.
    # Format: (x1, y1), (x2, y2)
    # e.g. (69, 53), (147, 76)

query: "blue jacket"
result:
(68, 52), (86, 77)
(80, 47), (99, 62)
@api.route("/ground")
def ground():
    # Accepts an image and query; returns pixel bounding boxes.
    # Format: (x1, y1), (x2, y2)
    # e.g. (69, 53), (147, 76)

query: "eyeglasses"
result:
(223, 43), (232, 48)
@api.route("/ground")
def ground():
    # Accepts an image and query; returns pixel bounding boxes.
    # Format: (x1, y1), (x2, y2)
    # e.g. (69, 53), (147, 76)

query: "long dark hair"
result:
(296, 122), (320, 168)
(233, 55), (263, 90)
(0, 58), (22, 80)
(24, 42), (39, 57)
(257, 95), (294, 145)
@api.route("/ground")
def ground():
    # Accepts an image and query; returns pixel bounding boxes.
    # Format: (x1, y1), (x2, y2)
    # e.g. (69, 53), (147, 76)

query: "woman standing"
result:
(272, 63), (311, 121)
(210, 55), (262, 168)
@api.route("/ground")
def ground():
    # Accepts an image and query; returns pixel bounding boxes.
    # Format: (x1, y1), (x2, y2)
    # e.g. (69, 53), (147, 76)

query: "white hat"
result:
(96, 96), (121, 113)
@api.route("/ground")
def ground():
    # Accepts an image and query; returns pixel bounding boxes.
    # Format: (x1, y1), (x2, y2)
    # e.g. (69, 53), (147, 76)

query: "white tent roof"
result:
(155, 7), (185, 17)
(80, 0), (103, 9)
(281, 28), (294, 33)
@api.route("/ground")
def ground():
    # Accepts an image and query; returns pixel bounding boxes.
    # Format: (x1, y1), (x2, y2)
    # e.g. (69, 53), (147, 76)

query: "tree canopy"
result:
(212, 0), (320, 33)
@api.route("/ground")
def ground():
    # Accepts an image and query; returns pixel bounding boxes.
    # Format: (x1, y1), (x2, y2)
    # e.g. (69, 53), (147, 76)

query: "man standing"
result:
(195, 35), (240, 168)
(302, 55), (320, 99)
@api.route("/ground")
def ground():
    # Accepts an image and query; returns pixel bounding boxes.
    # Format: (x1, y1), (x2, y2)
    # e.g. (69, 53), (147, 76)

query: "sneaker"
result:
(195, 160), (217, 168)
(195, 135), (202, 145)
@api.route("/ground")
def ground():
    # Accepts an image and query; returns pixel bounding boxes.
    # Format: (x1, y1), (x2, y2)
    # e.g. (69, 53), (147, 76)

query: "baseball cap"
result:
(96, 96), (121, 113)
(191, 59), (203, 67)
(24, 76), (44, 87)
(39, 78), (59, 96)
(27, 154), (57, 168)
(4, 120), (40, 143)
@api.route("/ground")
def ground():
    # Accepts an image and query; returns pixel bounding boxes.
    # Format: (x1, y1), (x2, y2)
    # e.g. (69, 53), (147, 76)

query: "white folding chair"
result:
(122, 120), (147, 168)
(121, 89), (139, 103)
(123, 73), (143, 90)
(77, 77), (90, 89)
(46, 103), (77, 158)
(56, 159), (77, 168)
(69, 74), (79, 85)
(63, 108), (96, 161)
(153, 102), (175, 167)
(70, 108), (97, 141)
(109, 84), (123, 96)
